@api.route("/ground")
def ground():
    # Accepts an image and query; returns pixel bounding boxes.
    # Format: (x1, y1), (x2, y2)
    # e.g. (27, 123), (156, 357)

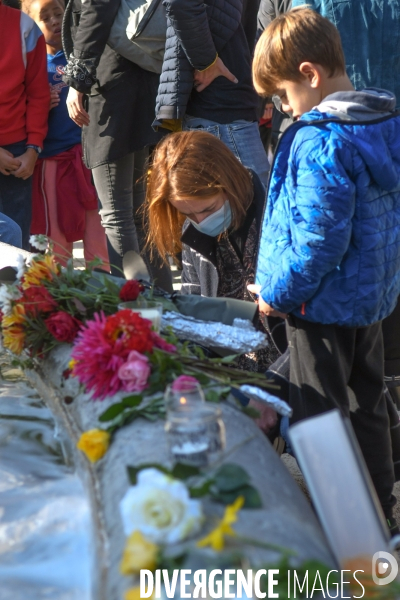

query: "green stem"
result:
(235, 535), (297, 557)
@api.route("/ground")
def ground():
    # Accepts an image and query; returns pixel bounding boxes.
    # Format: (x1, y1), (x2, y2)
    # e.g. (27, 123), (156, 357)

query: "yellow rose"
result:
(125, 587), (154, 600)
(120, 530), (158, 575)
(76, 429), (110, 463)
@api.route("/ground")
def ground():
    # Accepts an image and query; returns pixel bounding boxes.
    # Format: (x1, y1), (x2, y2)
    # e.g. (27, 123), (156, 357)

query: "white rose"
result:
(119, 468), (203, 544)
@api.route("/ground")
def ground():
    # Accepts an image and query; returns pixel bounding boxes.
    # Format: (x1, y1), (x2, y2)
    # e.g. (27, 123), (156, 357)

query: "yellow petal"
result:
(197, 526), (225, 551)
(68, 358), (77, 371)
(223, 495), (244, 525)
(125, 586), (155, 600)
(120, 531), (158, 575)
(76, 429), (110, 463)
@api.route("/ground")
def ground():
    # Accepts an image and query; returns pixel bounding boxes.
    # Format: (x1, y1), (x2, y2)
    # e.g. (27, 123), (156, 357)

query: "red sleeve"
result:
(25, 34), (49, 147)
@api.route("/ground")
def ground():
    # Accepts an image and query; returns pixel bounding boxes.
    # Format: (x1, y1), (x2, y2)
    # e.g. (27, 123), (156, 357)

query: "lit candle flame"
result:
(180, 396), (187, 405)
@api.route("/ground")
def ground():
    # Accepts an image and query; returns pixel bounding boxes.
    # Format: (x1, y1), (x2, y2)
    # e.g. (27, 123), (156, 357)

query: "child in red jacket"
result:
(22, 0), (109, 269)
(0, 0), (49, 249)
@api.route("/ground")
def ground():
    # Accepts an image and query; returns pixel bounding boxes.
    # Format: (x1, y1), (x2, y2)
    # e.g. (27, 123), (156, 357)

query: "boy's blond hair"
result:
(253, 6), (346, 96)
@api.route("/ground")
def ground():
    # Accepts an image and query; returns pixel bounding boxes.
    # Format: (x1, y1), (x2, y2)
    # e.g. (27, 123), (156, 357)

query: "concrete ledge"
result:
(25, 345), (334, 599)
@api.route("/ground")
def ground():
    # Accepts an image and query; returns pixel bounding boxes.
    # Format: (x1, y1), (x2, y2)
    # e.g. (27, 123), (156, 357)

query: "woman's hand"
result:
(66, 87), (90, 127)
(193, 57), (238, 92)
(247, 284), (288, 319)
(0, 148), (21, 176)
(12, 148), (38, 180)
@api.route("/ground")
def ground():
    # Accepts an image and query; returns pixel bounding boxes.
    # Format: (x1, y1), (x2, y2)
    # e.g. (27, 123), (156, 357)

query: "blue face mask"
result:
(188, 201), (232, 237)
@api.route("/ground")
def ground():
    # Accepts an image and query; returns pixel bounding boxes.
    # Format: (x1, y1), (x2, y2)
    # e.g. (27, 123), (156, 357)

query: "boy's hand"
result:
(50, 84), (60, 110)
(66, 88), (90, 127)
(12, 148), (38, 180)
(193, 57), (238, 92)
(0, 148), (21, 176)
(248, 399), (278, 434)
(247, 284), (288, 319)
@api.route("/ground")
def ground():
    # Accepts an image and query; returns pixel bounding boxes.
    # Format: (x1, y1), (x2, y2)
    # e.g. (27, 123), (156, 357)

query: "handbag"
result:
(107, 0), (166, 74)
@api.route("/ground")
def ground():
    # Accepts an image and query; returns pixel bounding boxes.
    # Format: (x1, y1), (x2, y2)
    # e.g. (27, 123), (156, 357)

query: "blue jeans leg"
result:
(183, 117), (270, 187)
(0, 140), (32, 250)
(0, 212), (22, 248)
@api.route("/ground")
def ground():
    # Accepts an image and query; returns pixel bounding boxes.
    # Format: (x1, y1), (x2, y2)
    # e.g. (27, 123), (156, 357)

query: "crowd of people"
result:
(1, 0), (400, 536)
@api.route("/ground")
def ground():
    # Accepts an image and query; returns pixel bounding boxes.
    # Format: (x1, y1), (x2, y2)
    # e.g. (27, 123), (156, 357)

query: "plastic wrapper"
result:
(161, 312), (268, 354)
(240, 384), (293, 417)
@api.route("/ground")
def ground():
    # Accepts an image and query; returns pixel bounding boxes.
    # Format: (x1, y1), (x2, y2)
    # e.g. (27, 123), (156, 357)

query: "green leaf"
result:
(189, 479), (213, 498)
(219, 354), (240, 364)
(98, 402), (126, 422)
(211, 484), (262, 508)
(205, 389), (220, 403)
(127, 463), (171, 485)
(171, 463), (201, 480)
(213, 463), (250, 491)
(241, 406), (261, 419)
(122, 395), (143, 408)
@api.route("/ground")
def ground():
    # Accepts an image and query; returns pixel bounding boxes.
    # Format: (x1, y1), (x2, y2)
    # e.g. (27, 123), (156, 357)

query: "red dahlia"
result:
(103, 309), (154, 354)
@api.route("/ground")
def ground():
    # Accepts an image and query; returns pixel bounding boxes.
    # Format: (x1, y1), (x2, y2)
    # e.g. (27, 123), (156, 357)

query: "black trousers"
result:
(286, 315), (395, 516)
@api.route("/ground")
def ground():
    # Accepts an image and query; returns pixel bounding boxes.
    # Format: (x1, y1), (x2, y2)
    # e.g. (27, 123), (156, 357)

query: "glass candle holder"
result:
(164, 381), (206, 413)
(165, 406), (226, 467)
(118, 300), (163, 332)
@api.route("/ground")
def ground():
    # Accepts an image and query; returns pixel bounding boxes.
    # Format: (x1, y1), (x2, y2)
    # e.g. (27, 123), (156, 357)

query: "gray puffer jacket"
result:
(154, 0), (243, 124)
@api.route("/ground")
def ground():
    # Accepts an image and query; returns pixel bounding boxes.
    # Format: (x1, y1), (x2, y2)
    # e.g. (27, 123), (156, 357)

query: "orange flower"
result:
(342, 556), (383, 599)
(22, 255), (59, 289)
(2, 304), (26, 354)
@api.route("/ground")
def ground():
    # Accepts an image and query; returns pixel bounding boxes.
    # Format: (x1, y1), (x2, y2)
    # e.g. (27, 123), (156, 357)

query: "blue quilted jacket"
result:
(256, 94), (400, 327)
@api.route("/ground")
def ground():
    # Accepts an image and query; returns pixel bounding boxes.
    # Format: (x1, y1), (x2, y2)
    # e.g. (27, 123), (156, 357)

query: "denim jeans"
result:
(0, 140), (32, 250)
(183, 116), (270, 187)
(92, 150), (173, 291)
(0, 211), (22, 248)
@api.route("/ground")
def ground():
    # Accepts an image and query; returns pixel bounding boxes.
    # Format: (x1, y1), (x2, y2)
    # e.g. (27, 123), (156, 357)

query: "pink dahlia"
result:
(171, 375), (200, 392)
(71, 312), (131, 400)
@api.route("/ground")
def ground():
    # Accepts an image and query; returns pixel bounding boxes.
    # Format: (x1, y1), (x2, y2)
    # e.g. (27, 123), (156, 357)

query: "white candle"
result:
(133, 308), (162, 331)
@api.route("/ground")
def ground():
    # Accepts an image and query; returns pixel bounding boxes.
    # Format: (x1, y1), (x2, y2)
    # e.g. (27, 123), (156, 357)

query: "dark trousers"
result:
(286, 315), (395, 516)
(0, 140), (32, 250)
(92, 149), (172, 292)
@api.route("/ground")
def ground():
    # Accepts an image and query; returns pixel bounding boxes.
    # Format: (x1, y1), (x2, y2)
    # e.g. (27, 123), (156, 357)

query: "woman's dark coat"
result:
(62, 0), (163, 168)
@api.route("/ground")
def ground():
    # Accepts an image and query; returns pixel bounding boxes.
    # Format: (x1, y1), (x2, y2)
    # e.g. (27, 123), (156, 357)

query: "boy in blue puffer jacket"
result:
(250, 7), (400, 531)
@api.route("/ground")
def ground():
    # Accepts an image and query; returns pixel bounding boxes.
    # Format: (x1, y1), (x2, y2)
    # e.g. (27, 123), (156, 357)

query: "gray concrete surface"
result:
(25, 345), (334, 600)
